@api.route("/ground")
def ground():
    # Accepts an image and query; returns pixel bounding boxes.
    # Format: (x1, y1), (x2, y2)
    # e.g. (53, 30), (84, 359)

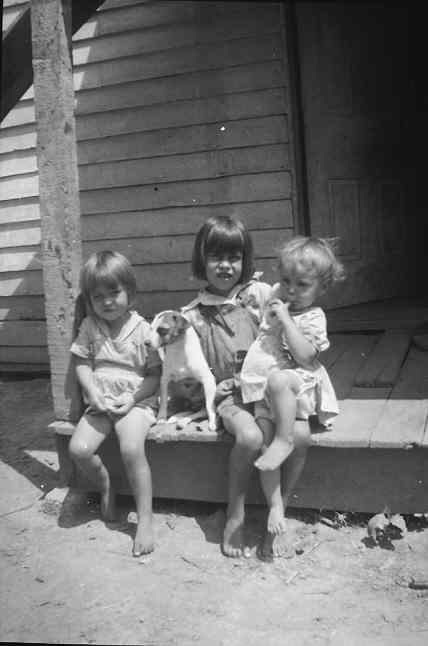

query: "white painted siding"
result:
(0, 0), (296, 371)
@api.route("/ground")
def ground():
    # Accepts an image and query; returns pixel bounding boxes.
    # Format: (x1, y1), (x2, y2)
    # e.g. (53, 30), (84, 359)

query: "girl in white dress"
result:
(240, 237), (345, 554)
(69, 251), (161, 557)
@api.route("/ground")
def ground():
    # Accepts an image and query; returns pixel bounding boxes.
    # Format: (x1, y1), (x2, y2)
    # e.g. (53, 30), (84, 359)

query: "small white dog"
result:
(147, 310), (217, 431)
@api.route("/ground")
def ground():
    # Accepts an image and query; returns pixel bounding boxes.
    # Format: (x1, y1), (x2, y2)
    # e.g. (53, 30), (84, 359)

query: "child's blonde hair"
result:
(80, 250), (137, 314)
(278, 236), (345, 289)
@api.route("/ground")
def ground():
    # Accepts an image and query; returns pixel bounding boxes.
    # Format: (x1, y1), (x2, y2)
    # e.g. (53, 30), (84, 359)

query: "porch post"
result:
(30, 0), (82, 419)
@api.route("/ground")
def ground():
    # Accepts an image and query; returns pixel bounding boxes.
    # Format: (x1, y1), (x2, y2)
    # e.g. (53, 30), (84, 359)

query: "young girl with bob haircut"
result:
(182, 215), (272, 557)
(240, 236), (345, 556)
(69, 250), (161, 557)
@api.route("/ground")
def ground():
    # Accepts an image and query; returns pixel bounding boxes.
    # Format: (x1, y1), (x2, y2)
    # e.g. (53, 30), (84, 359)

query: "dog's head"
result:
(146, 310), (190, 349)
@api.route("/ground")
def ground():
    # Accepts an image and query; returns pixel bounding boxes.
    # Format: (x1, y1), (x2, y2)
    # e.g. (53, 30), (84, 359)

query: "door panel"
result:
(295, 2), (416, 308)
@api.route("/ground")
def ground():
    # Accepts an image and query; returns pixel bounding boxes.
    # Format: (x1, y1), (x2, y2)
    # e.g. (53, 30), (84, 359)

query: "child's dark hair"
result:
(80, 250), (137, 312)
(192, 215), (253, 282)
(278, 236), (346, 289)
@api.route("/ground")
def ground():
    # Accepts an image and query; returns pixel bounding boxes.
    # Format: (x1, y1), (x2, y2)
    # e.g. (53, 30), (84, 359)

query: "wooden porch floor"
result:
(52, 297), (428, 513)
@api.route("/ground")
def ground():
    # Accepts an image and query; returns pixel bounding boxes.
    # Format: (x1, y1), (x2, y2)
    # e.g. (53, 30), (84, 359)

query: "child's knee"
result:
(234, 424), (263, 452)
(267, 370), (298, 396)
(69, 437), (93, 462)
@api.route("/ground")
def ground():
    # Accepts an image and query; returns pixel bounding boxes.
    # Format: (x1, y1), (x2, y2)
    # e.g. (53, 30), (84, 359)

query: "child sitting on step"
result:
(182, 215), (272, 558)
(240, 236), (345, 557)
(69, 250), (161, 557)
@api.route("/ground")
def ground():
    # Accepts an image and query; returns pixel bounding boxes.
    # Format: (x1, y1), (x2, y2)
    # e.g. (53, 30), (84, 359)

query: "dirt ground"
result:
(1, 377), (428, 646)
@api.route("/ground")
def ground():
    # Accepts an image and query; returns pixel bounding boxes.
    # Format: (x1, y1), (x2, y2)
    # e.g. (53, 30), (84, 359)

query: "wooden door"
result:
(295, 2), (418, 308)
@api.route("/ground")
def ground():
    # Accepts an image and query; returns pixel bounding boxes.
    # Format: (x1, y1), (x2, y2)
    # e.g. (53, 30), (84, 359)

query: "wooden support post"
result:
(31, 0), (82, 419)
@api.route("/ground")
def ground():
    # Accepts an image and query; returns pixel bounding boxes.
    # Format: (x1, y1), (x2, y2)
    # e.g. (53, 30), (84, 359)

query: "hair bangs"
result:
(204, 225), (245, 257)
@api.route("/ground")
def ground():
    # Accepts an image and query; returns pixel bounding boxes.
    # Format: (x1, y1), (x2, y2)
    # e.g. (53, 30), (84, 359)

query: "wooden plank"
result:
(2, 61), (287, 129)
(0, 33), (283, 114)
(72, 9), (280, 66)
(0, 256), (279, 298)
(75, 88), (287, 142)
(0, 363), (49, 373)
(328, 298), (428, 332)
(354, 329), (412, 387)
(312, 387), (391, 448)
(0, 295), (45, 321)
(0, 346), (48, 363)
(0, 148), (38, 178)
(0, 227), (288, 273)
(0, 222), (40, 247)
(72, 34), (283, 93)
(82, 200), (293, 240)
(369, 346), (428, 448)
(319, 333), (350, 371)
(74, 2), (280, 42)
(0, 125), (37, 155)
(0, 200), (39, 225)
(0, 320), (46, 345)
(79, 144), (289, 191)
(0, 270), (43, 296)
(84, 229), (288, 267)
(0, 247), (41, 273)
(0, 172), (38, 200)
(31, 0), (82, 420)
(0, 142), (289, 200)
(80, 171), (291, 214)
(54, 427), (428, 513)
(1, 99), (34, 129)
(327, 334), (379, 400)
(75, 61), (285, 116)
(0, 114), (287, 175)
(77, 116), (288, 165)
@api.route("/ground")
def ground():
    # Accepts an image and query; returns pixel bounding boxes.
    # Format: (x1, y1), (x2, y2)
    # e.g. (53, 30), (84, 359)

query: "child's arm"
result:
(268, 300), (318, 368)
(74, 356), (108, 412)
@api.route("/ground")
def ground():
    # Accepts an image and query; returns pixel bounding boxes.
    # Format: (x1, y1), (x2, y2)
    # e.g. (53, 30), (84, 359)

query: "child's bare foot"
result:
(267, 506), (287, 535)
(260, 529), (294, 559)
(222, 514), (247, 558)
(133, 516), (155, 556)
(255, 438), (294, 471)
(100, 487), (117, 522)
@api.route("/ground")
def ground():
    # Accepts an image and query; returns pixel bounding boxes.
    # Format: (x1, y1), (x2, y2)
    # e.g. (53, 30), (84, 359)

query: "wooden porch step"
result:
(49, 333), (428, 514)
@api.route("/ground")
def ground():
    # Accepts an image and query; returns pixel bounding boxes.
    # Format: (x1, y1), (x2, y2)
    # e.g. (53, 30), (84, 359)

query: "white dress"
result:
(239, 285), (339, 425)
(70, 310), (160, 414)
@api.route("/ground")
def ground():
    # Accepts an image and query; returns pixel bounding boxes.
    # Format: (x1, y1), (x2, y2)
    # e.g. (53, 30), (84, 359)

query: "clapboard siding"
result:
(6, 59), (285, 128)
(0, 0), (296, 370)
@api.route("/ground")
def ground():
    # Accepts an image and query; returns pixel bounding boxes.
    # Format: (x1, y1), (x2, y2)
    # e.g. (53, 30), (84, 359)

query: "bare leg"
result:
(115, 408), (155, 556)
(221, 407), (263, 558)
(257, 418), (291, 558)
(255, 370), (301, 471)
(69, 413), (116, 520)
(282, 421), (311, 513)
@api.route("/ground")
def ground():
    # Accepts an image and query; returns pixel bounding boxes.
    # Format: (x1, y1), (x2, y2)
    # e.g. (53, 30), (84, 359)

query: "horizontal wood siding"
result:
(0, 0), (295, 370)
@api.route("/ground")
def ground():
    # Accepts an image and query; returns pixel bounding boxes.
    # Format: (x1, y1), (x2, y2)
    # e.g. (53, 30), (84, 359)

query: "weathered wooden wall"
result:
(0, 0), (296, 372)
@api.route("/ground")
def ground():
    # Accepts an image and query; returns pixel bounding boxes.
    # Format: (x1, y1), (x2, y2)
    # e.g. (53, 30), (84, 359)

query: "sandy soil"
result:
(1, 377), (428, 646)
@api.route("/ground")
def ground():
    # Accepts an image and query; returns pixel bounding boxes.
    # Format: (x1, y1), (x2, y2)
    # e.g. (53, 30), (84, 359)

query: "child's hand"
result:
(267, 298), (292, 325)
(106, 392), (135, 417)
(215, 378), (234, 403)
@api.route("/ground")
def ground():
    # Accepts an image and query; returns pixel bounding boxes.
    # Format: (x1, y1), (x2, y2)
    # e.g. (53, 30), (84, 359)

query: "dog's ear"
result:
(173, 312), (190, 334)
